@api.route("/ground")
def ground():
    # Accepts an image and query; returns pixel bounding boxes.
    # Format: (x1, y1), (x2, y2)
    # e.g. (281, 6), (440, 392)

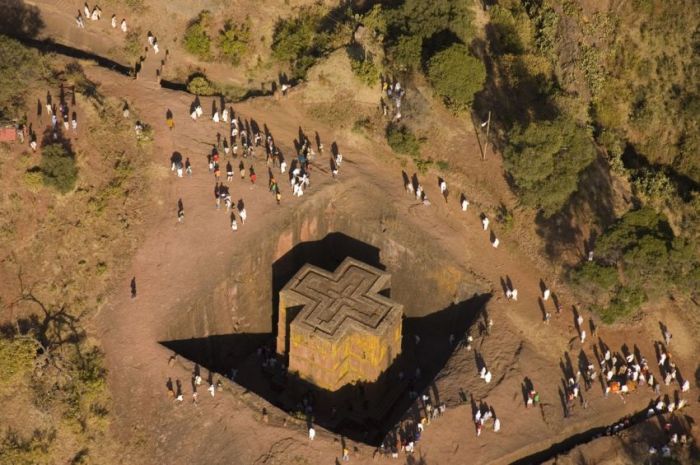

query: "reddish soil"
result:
(11, 2), (700, 464)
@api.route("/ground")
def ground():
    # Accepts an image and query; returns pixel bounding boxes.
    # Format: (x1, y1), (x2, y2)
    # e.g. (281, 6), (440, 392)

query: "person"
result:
(120, 19), (127, 33)
(484, 370), (492, 383)
(226, 161), (233, 182)
(213, 111), (219, 123)
(280, 160), (287, 174)
(276, 191), (281, 205)
(153, 40), (159, 54)
(239, 161), (246, 179)
(543, 288), (551, 301)
(166, 116), (174, 130)
(83, 2), (90, 17)
(71, 112), (77, 131)
(492, 237), (500, 248)
(185, 158), (192, 176)
(250, 167), (257, 184)
(663, 329), (672, 347)
(308, 427), (315, 440)
(231, 217), (238, 231)
(29, 132), (37, 151)
(342, 447), (349, 461)
(580, 330), (586, 344)
(461, 197), (469, 211)
(494, 418), (501, 432)
(178, 207), (184, 223)
(76, 12), (85, 28)
(239, 207), (247, 224)
(440, 180), (447, 196)
(511, 288), (518, 301)
(91, 6), (100, 20)
(482, 216), (489, 230)
(111, 14), (117, 28)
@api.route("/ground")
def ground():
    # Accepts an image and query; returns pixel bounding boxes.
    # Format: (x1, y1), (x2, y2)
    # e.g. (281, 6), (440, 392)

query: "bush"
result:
(40, 144), (78, 193)
(386, 124), (420, 157)
(388, 35), (422, 70)
(597, 286), (646, 324)
(186, 74), (217, 96)
(183, 11), (212, 60)
(427, 44), (486, 111)
(0, 36), (47, 119)
(272, 8), (330, 79)
(218, 20), (250, 65)
(569, 261), (618, 290)
(503, 116), (596, 216)
(350, 55), (379, 86)
(0, 336), (37, 391)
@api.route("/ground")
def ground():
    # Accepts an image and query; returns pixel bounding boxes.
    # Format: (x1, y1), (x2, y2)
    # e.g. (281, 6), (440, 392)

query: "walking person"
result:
(185, 157), (192, 176)
(226, 161), (233, 182)
(177, 198), (184, 223)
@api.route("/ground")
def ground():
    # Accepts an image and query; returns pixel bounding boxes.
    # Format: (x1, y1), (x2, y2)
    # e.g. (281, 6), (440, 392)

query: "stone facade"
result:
(277, 258), (403, 392)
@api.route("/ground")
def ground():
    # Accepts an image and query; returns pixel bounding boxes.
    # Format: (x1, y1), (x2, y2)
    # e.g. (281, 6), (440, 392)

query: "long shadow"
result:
(159, 293), (487, 445)
(160, 234), (488, 445)
(535, 156), (617, 260)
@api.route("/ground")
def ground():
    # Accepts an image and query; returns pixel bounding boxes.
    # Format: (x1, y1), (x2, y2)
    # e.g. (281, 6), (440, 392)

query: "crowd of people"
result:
(76, 2), (128, 32)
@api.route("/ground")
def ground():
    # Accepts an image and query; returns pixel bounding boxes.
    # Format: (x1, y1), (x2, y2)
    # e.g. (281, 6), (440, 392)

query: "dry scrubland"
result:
(0, 0), (698, 463)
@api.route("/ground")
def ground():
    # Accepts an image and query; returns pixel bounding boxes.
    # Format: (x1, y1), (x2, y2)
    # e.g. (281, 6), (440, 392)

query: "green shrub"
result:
(40, 144), (78, 193)
(0, 36), (47, 119)
(388, 35), (422, 70)
(272, 8), (330, 79)
(597, 286), (646, 324)
(427, 44), (486, 111)
(503, 116), (596, 216)
(183, 11), (212, 60)
(0, 336), (37, 391)
(350, 55), (379, 86)
(186, 74), (217, 96)
(569, 261), (618, 290)
(218, 20), (250, 65)
(386, 124), (420, 157)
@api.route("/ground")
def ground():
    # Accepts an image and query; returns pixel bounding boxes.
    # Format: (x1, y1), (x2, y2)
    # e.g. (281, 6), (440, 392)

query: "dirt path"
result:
(18, 3), (699, 462)
(80, 62), (700, 465)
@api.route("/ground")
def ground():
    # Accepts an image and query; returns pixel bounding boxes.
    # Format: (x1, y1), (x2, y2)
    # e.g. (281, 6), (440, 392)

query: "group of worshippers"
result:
(76, 3), (128, 32)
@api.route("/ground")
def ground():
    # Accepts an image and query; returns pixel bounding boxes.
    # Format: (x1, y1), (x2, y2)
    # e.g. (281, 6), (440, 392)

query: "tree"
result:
(0, 36), (46, 118)
(183, 11), (212, 60)
(503, 116), (596, 216)
(40, 144), (77, 193)
(218, 20), (250, 65)
(427, 44), (486, 111)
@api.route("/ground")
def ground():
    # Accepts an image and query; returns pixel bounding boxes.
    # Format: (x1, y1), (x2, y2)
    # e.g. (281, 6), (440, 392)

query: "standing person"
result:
(439, 179), (448, 202)
(71, 112), (77, 131)
(111, 14), (117, 28)
(120, 19), (127, 33)
(214, 183), (221, 209)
